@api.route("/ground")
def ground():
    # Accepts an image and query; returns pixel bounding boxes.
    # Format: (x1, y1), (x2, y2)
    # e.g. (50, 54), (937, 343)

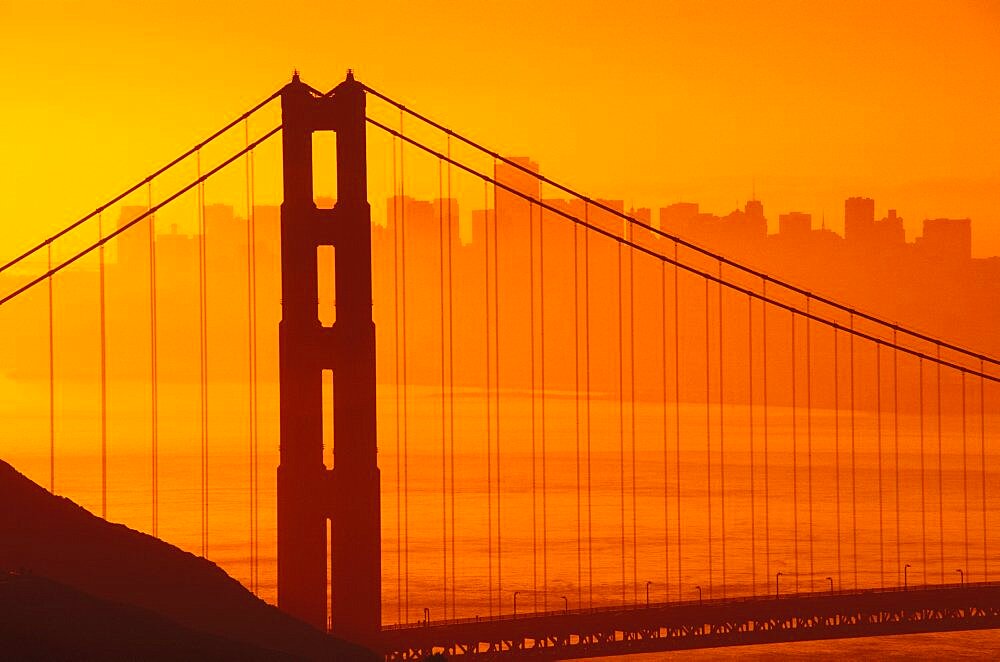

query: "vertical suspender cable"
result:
(585, 204), (594, 607)
(937, 345), (943, 583)
(748, 292), (755, 595)
(981, 360), (987, 582)
(963, 371), (969, 580)
(834, 326), (841, 589)
(99, 215), (108, 519)
(148, 182), (159, 538)
(791, 310), (798, 592)
(806, 300), (813, 590)
(717, 264), (726, 597)
(447, 138), (457, 616)
(893, 330), (901, 586)
(493, 160), (502, 613)
(850, 314), (857, 589)
(619, 225), (627, 605)
(663, 262), (671, 600)
(391, 136), (402, 623)
(630, 222), (638, 603)
(484, 180), (493, 617)
(704, 278), (712, 598)
(245, 120), (259, 593)
(400, 122), (410, 620)
(877, 343), (884, 588)
(198, 151), (209, 557)
(575, 210), (583, 608)
(250, 131), (259, 593)
(791, 311), (799, 592)
(540, 189), (548, 610)
(920, 358), (926, 584)
(674, 243), (682, 601)
(438, 160), (448, 615)
(48, 242), (55, 494)
(529, 197), (537, 611)
(762, 278), (770, 592)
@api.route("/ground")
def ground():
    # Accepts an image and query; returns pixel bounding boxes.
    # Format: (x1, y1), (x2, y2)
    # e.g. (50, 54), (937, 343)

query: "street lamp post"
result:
(561, 596), (568, 613)
(513, 591), (519, 618)
(695, 585), (702, 605)
(956, 569), (964, 586)
(904, 564), (911, 590)
(826, 576), (833, 593)
(776, 572), (783, 598)
(646, 581), (653, 607)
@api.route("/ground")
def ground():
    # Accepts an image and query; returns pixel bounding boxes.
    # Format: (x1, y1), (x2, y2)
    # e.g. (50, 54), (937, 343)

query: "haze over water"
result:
(5, 378), (997, 635)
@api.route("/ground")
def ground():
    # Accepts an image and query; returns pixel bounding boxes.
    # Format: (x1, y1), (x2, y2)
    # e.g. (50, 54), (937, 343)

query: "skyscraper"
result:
(844, 196), (875, 245)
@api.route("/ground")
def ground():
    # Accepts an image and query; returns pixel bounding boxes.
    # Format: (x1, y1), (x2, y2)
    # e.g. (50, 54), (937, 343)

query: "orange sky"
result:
(2, 0), (999, 256)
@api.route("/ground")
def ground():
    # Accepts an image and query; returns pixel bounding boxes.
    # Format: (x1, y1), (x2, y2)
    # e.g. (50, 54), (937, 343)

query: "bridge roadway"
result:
(378, 582), (1000, 659)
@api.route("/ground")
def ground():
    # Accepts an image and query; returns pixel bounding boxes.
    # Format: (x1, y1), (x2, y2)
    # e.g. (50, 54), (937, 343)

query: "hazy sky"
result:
(2, 0), (998, 254)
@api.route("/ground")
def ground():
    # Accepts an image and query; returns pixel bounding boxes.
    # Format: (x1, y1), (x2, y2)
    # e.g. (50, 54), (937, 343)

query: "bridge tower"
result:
(277, 72), (380, 644)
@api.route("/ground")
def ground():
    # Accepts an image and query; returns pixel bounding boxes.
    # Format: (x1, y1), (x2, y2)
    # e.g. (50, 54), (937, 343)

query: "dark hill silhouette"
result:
(0, 572), (295, 660)
(0, 459), (376, 661)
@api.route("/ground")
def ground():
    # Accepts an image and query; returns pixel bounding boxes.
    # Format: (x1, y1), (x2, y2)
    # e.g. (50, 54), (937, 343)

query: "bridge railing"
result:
(380, 580), (1000, 631)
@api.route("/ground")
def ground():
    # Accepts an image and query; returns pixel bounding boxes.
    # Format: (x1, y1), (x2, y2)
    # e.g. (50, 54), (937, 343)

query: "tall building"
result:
(877, 209), (905, 245)
(659, 202), (700, 236)
(917, 218), (972, 262)
(740, 198), (767, 240)
(844, 196), (875, 245)
(778, 211), (811, 239)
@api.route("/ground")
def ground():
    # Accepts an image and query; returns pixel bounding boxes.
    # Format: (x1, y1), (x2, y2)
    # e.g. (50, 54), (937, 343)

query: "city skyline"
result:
(4, 2), (1000, 256)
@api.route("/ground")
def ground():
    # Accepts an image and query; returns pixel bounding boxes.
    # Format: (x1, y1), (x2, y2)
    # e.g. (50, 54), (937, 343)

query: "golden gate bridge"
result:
(1, 72), (998, 659)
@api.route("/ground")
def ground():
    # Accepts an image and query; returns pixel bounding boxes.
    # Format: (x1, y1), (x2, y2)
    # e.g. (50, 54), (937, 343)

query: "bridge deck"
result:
(378, 582), (1000, 659)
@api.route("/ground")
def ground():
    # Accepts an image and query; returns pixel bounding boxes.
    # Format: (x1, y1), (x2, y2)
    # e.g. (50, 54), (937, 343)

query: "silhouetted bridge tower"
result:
(277, 72), (380, 643)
